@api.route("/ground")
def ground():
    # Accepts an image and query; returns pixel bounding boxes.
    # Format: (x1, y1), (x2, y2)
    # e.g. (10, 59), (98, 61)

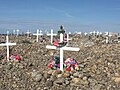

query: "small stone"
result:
(75, 65), (80, 71)
(36, 87), (42, 90)
(44, 72), (51, 79)
(7, 64), (13, 70)
(34, 74), (42, 82)
(31, 71), (38, 78)
(73, 72), (80, 78)
(43, 87), (49, 90)
(63, 72), (70, 78)
(52, 70), (57, 76)
(41, 77), (46, 83)
(19, 64), (24, 69)
(65, 80), (70, 85)
(92, 84), (102, 90)
(72, 78), (81, 84)
(115, 73), (120, 77)
(47, 70), (54, 75)
(46, 80), (53, 87)
(54, 78), (65, 85)
(12, 84), (17, 88)
(81, 80), (89, 85)
(112, 77), (120, 83)
(57, 74), (62, 78)
(79, 64), (84, 68)
(28, 62), (33, 67)
(50, 76), (57, 81)
(83, 76), (87, 81)
(56, 70), (62, 74)
(70, 76), (74, 79)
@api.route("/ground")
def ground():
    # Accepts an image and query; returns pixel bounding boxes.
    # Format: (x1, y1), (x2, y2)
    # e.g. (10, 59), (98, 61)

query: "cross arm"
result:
(0, 43), (16, 46)
(33, 34), (43, 35)
(47, 34), (57, 36)
(46, 45), (56, 49)
(62, 46), (80, 51)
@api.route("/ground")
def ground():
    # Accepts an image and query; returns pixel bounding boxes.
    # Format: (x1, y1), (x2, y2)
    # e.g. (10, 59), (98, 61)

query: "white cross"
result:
(108, 34), (112, 37)
(68, 32), (71, 35)
(47, 29), (57, 44)
(46, 33), (80, 71)
(7, 31), (9, 35)
(39, 30), (42, 34)
(26, 30), (31, 38)
(89, 31), (93, 35)
(105, 32), (109, 36)
(0, 35), (16, 61)
(60, 33), (64, 43)
(33, 29), (43, 42)
(16, 29), (19, 36)
(67, 33), (70, 42)
(96, 31), (99, 36)
(118, 36), (120, 43)
(84, 32), (87, 36)
(106, 36), (109, 44)
(99, 32), (102, 35)
(93, 31), (96, 36)
(66, 33), (72, 46)
(77, 32), (81, 35)
(13, 30), (16, 35)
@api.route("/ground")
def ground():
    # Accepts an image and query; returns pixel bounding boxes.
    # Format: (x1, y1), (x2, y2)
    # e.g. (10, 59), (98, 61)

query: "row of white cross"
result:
(0, 30), (118, 71)
(33, 29), (71, 44)
(13, 29), (19, 36)
(7, 30), (19, 36)
(8, 29), (117, 38)
(1, 29), (113, 71)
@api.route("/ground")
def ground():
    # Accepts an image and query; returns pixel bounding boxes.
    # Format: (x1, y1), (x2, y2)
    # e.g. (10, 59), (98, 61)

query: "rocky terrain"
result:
(0, 34), (120, 90)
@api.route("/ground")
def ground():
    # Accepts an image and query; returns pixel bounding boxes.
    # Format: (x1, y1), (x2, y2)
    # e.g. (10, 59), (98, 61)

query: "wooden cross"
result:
(47, 29), (57, 44)
(46, 33), (80, 71)
(0, 35), (16, 61)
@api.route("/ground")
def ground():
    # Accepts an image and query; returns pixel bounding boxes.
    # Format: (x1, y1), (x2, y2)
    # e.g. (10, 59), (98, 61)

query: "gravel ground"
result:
(0, 35), (120, 90)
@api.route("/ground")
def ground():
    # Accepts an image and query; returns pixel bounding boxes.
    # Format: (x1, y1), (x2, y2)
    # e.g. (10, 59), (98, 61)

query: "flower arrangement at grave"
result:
(64, 58), (79, 71)
(48, 56), (60, 69)
(48, 55), (79, 72)
(9, 54), (22, 61)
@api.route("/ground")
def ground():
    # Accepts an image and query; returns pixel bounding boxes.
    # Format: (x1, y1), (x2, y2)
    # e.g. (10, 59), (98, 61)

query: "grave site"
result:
(0, 27), (120, 90)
